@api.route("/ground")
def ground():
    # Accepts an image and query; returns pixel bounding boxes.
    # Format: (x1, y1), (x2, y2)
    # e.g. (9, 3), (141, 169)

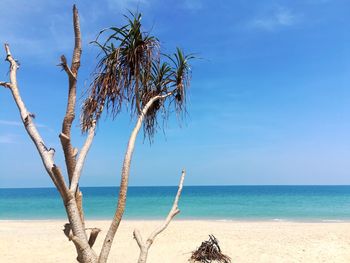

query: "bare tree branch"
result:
(71, 234), (98, 262)
(146, 169), (185, 240)
(52, 165), (70, 201)
(70, 122), (96, 193)
(88, 228), (101, 248)
(63, 223), (72, 239)
(64, 196), (98, 262)
(98, 93), (173, 263)
(66, 226), (98, 256)
(133, 169), (186, 263)
(0, 81), (11, 88)
(60, 4), (82, 182)
(59, 55), (76, 80)
(4, 43), (11, 56)
(1, 6), (100, 263)
(133, 229), (144, 249)
(65, 224), (101, 249)
(71, 235), (89, 251)
(1, 44), (69, 200)
(2, 7), (193, 263)
(75, 190), (85, 224)
(0, 47), (94, 260)
(2, 7), (96, 263)
(58, 5), (89, 230)
(71, 4), (82, 73)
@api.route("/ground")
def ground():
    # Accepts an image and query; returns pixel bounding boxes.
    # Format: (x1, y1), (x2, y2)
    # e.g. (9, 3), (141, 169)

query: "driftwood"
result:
(190, 235), (231, 263)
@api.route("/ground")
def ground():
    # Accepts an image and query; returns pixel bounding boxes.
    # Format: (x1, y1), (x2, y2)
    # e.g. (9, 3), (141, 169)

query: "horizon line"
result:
(1, 184), (350, 190)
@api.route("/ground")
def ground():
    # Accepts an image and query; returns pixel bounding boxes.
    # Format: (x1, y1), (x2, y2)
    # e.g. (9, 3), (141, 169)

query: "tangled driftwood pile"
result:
(190, 235), (231, 263)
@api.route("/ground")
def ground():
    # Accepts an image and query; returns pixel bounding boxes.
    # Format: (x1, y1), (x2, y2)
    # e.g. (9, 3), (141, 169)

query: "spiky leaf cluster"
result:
(82, 12), (193, 139)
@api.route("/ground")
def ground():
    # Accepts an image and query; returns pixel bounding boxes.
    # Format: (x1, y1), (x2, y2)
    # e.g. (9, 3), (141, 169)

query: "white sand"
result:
(1, 220), (350, 262)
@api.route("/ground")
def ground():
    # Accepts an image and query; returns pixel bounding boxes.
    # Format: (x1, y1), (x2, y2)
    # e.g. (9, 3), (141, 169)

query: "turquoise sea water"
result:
(1, 186), (350, 220)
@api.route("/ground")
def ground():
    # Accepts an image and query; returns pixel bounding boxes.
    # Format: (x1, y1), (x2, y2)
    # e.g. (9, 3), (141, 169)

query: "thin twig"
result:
(190, 235), (231, 263)
(0, 81), (11, 88)
(59, 55), (76, 80)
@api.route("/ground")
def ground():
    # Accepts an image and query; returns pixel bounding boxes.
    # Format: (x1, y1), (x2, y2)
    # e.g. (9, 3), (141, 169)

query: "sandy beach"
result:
(1, 220), (350, 262)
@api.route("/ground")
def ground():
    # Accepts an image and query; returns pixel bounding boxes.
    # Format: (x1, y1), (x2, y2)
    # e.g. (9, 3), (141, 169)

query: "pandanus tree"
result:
(0, 6), (193, 263)
(82, 12), (192, 136)
(85, 11), (194, 263)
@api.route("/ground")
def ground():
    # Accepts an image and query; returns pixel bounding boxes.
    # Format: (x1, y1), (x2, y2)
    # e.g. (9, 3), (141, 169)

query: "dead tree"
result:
(1, 6), (193, 263)
(1, 6), (98, 263)
(133, 170), (186, 263)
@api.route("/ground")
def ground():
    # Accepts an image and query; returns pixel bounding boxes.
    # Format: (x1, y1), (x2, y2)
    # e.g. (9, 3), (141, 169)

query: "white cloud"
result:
(0, 119), (48, 129)
(184, 0), (203, 10)
(0, 120), (21, 126)
(0, 1), (75, 63)
(251, 7), (299, 31)
(0, 134), (17, 144)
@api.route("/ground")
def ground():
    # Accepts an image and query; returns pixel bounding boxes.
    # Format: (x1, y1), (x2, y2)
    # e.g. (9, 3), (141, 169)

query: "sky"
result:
(0, 0), (349, 187)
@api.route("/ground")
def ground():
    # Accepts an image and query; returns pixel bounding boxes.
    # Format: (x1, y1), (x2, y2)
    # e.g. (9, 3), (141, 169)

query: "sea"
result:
(1, 186), (350, 221)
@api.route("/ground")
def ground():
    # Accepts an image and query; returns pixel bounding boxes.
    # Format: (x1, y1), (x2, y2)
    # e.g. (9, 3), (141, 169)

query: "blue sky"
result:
(0, 0), (349, 187)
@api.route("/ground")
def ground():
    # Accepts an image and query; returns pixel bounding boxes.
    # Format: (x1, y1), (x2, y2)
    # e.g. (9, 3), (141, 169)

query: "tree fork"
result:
(98, 93), (172, 263)
(0, 6), (98, 263)
(133, 169), (186, 263)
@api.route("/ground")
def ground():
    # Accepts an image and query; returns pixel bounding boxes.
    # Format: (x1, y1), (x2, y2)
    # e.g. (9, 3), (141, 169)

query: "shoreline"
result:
(1, 218), (350, 223)
(1, 220), (350, 262)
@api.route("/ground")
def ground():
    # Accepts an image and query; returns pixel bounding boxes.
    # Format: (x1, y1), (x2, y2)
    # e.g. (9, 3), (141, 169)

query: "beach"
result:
(1, 220), (350, 262)
(0, 0), (348, 262)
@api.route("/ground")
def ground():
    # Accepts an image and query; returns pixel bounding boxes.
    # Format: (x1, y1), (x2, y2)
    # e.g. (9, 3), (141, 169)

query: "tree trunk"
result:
(1, 40), (98, 263)
(98, 94), (170, 263)
(65, 197), (98, 263)
(138, 248), (148, 263)
(98, 115), (142, 263)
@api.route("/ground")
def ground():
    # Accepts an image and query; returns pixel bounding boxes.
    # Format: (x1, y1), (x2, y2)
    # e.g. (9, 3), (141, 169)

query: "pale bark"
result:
(133, 170), (186, 263)
(59, 6), (98, 261)
(70, 122), (96, 193)
(59, 4), (91, 230)
(1, 43), (97, 262)
(2, 5), (187, 263)
(98, 93), (171, 263)
(65, 197), (98, 262)
(58, 5), (85, 223)
(70, 121), (95, 227)
(60, 4), (81, 182)
(1, 6), (98, 263)
(2, 43), (66, 199)
(88, 228), (102, 248)
(0, 81), (11, 88)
